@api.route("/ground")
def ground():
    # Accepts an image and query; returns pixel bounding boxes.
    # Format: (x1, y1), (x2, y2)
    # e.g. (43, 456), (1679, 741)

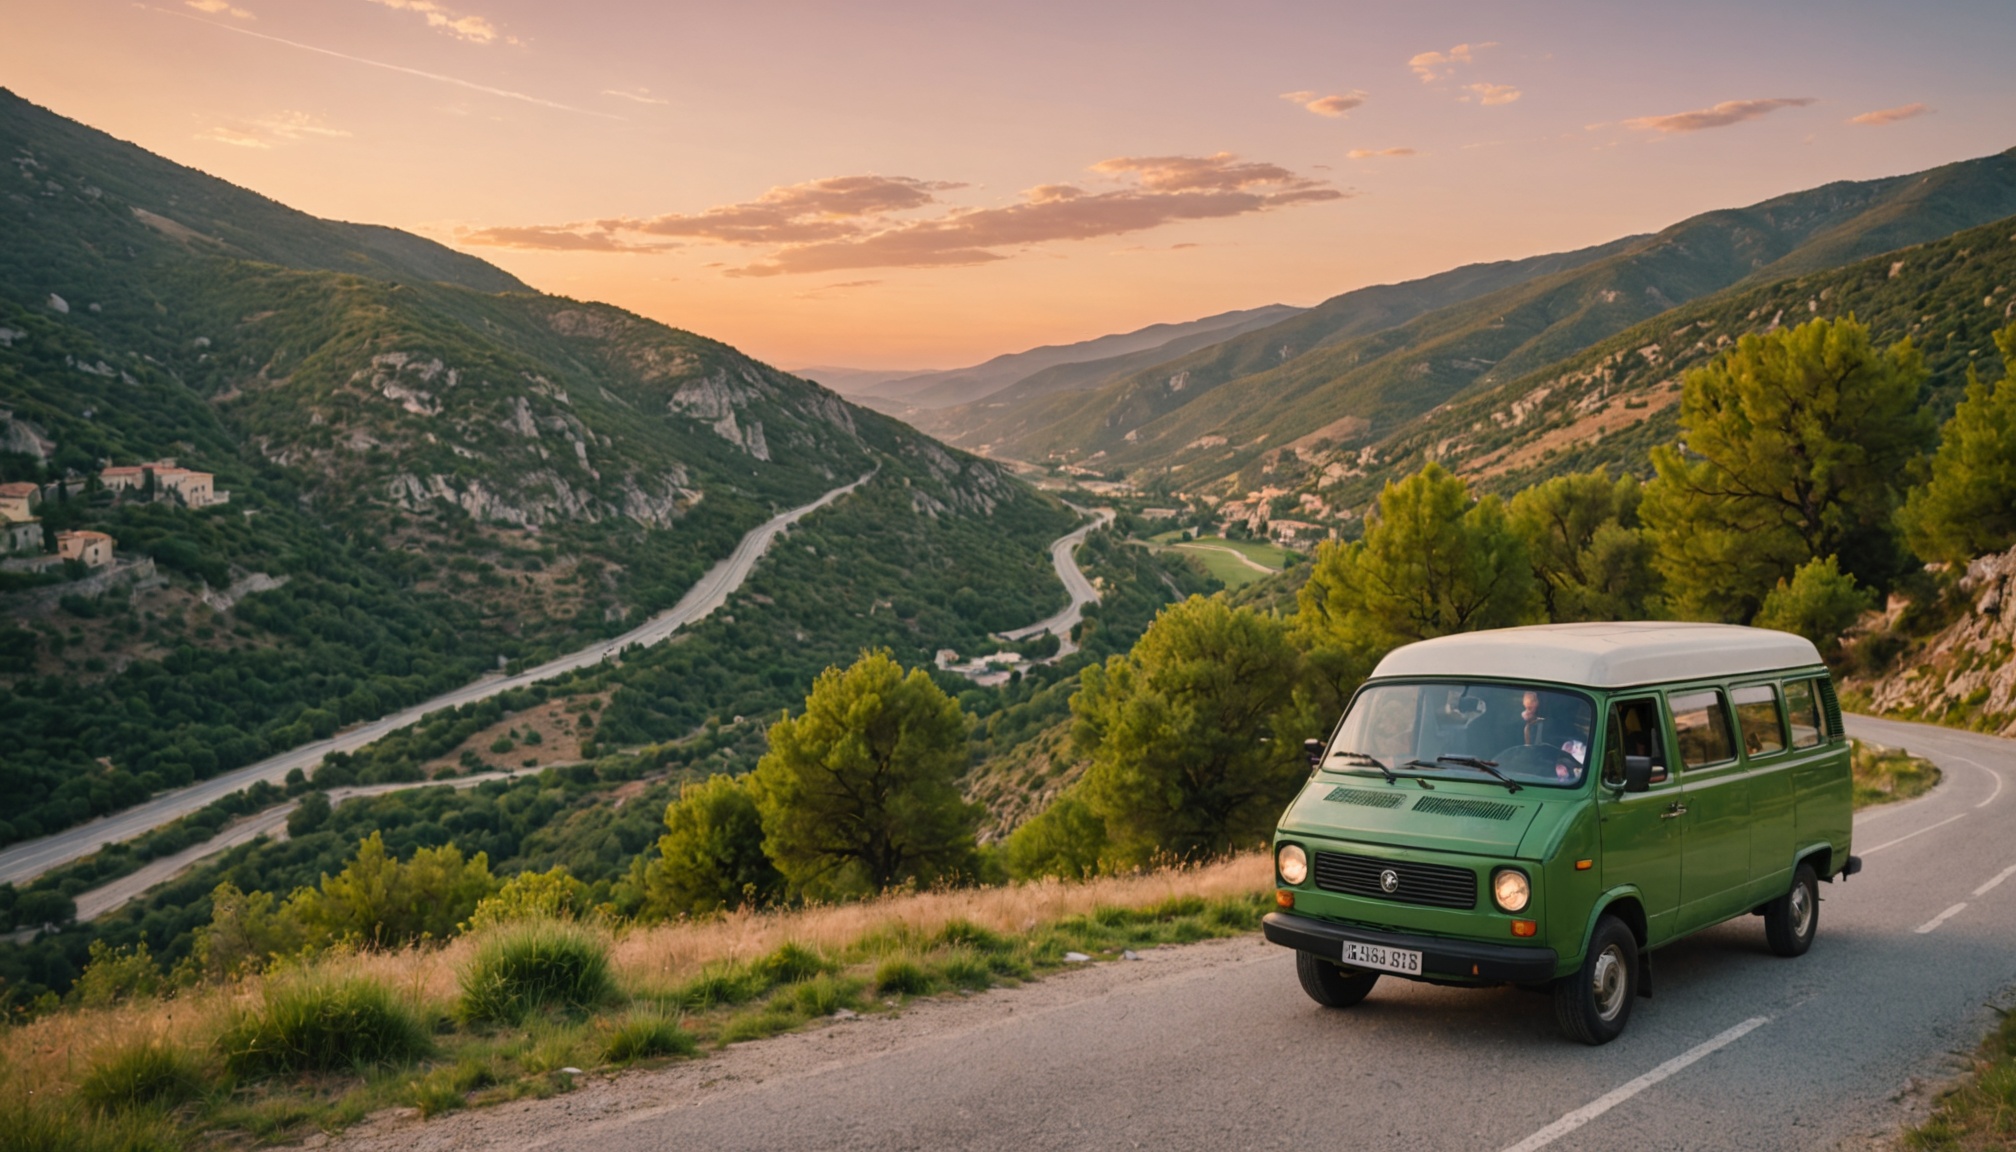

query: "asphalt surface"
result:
(0, 474), (872, 888)
(336, 713), (2016, 1152)
(998, 506), (1114, 658)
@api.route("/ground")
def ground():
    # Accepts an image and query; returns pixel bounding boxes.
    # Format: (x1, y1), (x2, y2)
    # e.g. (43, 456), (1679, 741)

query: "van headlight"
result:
(1492, 868), (1530, 913)
(1277, 843), (1309, 886)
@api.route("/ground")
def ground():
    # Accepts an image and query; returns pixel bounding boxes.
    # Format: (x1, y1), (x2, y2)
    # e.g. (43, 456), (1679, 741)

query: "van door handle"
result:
(1660, 803), (1688, 819)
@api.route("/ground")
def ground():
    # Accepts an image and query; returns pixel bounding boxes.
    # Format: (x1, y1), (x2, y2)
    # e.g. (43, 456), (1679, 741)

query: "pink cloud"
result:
(1626, 97), (1816, 134)
(1462, 82), (1521, 106)
(1409, 42), (1495, 83)
(1281, 89), (1369, 118)
(1347, 147), (1417, 159)
(1849, 102), (1932, 126)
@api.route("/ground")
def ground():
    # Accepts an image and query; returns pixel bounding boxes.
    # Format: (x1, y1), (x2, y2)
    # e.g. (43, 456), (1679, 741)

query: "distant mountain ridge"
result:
(808, 304), (1304, 412)
(927, 146), (2016, 493)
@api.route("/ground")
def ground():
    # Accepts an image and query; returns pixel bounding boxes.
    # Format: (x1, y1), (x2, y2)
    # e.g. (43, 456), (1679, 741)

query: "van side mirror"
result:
(1622, 755), (1654, 793)
(1303, 739), (1324, 768)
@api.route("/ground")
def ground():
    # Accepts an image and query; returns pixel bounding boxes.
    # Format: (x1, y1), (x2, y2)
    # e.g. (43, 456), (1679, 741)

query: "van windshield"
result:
(1326, 682), (1597, 788)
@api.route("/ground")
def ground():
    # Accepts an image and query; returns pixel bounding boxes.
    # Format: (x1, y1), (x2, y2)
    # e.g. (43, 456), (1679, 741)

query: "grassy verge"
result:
(1904, 1007), (2016, 1150)
(0, 855), (1269, 1148)
(1851, 738), (1942, 808)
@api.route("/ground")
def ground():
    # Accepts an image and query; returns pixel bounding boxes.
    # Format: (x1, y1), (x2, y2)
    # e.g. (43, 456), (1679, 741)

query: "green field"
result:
(1157, 536), (1296, 589)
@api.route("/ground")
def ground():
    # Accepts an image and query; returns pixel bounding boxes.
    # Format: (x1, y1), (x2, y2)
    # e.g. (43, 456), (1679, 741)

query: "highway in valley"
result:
(0, 473), (874, 888)
(328, 713), (2016, 1152)
(998, 505), (1115, 659)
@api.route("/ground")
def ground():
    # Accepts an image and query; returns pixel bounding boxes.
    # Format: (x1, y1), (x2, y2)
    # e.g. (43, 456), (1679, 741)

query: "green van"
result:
(1262, 622), (1859, 1044)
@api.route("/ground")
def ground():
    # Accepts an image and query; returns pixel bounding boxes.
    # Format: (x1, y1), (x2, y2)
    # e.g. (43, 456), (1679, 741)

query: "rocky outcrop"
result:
(1869, 547), (2016, 735)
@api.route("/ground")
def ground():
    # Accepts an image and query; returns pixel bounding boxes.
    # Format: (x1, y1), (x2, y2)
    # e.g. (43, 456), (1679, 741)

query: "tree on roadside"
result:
(1640, 316), (1932, 621)
(1295, 464), (1539, 719)
(1071, 596), (1306, 866)
(1507, 467), (1660, 622)
(1752, 555), (1875, 654)
(1002, 793), (1110, 881)
(1899, 323), (2016, 565)
(640, 774), (783, 918)
(749, 650), (979, 899)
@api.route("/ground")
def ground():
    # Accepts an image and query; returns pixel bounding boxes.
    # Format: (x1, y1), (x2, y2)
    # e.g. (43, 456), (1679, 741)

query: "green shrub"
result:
(872, 957), (933, 997)
(930, 919), (1009, 953)
(714, 1005), (799, 1045)
(790, 974), (862, 1017)
(601, 1011), (697, 1063)
(458, 920), (615, 1024)
(219, 976), (431, 1077)
(752, 942), (828, 986)
(935, 948), (992, 991)
(675, 963), (763, 1010)
(78, 1039), (208, 1113)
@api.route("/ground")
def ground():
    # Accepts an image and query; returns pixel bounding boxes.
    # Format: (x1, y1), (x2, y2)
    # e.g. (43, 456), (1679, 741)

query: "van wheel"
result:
(1764, 863), (1820, 957)
(1554, 916), (1636, 1045)
(1296, 951), (1380, 1007)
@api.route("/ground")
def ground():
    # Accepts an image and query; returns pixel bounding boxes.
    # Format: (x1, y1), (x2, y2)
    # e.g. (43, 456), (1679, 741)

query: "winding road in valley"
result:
(332, 714), (2016, 1152)
(0, 474), (873, 889)
(998, 505), (1114, 659)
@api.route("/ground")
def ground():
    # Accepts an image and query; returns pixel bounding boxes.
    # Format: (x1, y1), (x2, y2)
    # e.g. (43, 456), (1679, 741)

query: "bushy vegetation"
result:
(218, 975), (432, 1077)
(458, 920), (615, 1024)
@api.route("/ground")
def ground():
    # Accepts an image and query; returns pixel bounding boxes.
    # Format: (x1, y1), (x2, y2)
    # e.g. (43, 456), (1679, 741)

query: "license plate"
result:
(1341, 941), (1423, 975)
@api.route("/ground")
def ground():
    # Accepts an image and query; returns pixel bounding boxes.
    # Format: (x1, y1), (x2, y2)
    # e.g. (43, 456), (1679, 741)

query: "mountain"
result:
(942, 147), (2016, 491)
(0, 88), (1127, 850)
(813, 304), (1304, 412)
(1317, 208), (2016, 509)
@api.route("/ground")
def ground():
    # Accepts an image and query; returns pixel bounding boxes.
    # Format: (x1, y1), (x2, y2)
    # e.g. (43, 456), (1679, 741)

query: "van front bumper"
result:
(1262, 912), (1558, 983)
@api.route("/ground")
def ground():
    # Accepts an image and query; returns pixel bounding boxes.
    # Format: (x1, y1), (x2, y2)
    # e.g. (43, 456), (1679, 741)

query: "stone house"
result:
(99, 460), (230, 507)
(1267, 519), (1332, 546)
(56, 529), (115, 568)
(2, 518), (39, 554)
(0, 481), (40, 522)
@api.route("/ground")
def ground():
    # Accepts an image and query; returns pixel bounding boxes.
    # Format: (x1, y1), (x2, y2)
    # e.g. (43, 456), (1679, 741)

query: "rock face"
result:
(1870, 547), (2016, 735)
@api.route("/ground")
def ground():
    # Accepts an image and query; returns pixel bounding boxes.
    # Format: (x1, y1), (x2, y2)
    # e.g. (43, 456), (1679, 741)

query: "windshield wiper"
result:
(1329, 750), (1396, 784)
(1432, 754), (1523, 793)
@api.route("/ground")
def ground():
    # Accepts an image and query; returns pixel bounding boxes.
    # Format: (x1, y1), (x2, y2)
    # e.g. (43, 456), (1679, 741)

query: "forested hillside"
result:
(941, 147), (2016, 493)
(0, 89), (1100, 850)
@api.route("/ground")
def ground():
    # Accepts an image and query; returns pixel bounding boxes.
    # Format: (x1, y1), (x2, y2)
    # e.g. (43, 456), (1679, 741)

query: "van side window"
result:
(1602, 699), (1668, 786)
(1783, 679), (1824, 749)
(1731, 684), (1786, 756)
(1668, 689), (1735, 768)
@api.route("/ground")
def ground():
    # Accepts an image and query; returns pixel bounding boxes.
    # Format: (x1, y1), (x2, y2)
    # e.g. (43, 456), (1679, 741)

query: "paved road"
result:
(350, 714), (2016, 1152)
(0, 475), (873, 888)
(998, 506), (1114, 659)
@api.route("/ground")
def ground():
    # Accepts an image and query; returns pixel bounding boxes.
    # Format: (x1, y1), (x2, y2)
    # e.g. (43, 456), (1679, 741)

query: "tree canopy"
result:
(1507, 467), (1660, 622)
(1641, 316), (1931, 620)
(1900, 323), (2016, 565)
(749, 650), (979, 899)
(1071, 596), (1307, 865)
(642, 774), (782, 918)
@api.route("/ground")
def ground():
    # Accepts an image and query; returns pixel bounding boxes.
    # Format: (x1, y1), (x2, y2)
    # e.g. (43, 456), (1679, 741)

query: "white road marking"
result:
(1974, 864), (2016, 898)
(1496, 1016), (1772, 1152)
(1916, 903), (1968, 934)
(1952, 754), (2007, 809)
(1862, 812), (1968, 856)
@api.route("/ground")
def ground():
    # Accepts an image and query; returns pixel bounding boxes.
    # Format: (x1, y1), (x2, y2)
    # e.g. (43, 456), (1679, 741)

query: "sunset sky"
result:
(5, 1), (2013, 370)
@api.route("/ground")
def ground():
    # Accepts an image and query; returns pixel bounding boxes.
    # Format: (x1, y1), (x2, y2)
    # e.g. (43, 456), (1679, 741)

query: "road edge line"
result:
(1497, 1016), (1771, 1152)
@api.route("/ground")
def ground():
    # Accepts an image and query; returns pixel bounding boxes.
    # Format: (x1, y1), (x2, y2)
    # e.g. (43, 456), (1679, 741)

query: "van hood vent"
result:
(1412, 796), (1520, 821)
(1324, 787), (1406, 810)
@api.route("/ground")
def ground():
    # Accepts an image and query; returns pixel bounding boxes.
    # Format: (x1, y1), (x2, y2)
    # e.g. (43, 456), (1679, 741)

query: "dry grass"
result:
(0, 853), (1270, 1121)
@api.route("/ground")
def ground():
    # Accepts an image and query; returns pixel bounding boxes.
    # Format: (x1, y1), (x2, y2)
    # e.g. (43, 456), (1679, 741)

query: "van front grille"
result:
(1312, 851), (1478, 910)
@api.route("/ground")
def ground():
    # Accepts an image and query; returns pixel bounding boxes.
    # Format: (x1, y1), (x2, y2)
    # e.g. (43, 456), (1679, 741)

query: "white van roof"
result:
(1369, 622), (1824, 689)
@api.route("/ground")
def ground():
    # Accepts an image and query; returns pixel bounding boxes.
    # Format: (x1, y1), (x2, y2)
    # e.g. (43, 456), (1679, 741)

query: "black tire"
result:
(1764, 863), (1820, 958)
(1296, 951), (1380, 1008)
(1554, 916), (1637, 1045)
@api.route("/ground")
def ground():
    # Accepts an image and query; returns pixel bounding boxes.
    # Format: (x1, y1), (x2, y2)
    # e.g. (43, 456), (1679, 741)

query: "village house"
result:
(1268, 518), (1333, 547)
(0, 480), (40, 522)
(99, 460), (230, 507)
(56, 529), (115, 568)
(2, 517), (39, 554)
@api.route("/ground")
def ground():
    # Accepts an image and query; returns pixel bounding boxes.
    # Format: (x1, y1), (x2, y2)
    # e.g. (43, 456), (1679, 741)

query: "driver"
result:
(1522, 690), (1588, 783)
